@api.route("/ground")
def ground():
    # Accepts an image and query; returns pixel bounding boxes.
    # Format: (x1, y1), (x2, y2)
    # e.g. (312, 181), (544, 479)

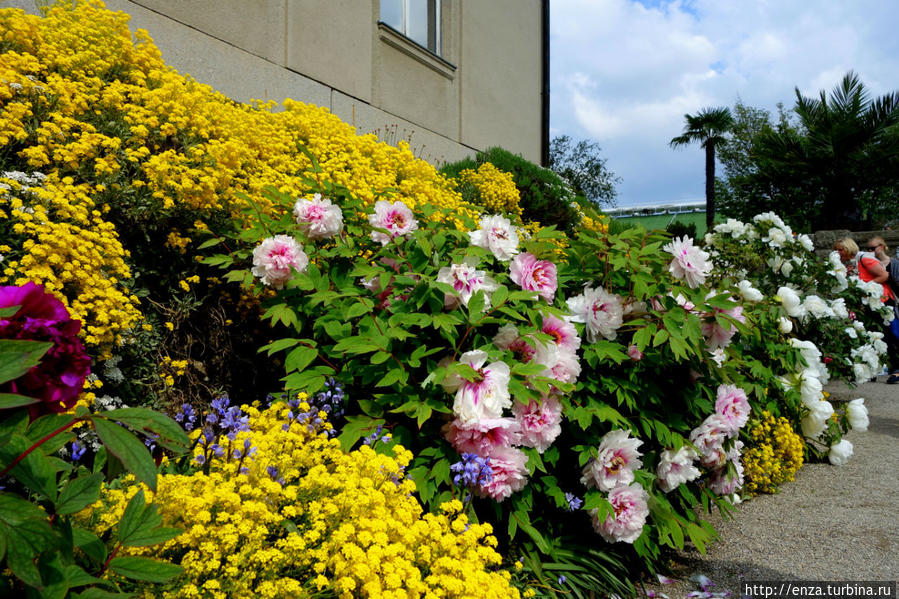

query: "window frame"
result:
(379, 0), (442, 57)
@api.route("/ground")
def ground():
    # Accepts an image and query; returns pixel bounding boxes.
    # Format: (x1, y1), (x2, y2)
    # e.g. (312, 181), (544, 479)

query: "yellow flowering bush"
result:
(82, 400), (520, 599)
(457, 162), (522, 216)
(741, 411), (805, 496)
(0, 0), (498, 357)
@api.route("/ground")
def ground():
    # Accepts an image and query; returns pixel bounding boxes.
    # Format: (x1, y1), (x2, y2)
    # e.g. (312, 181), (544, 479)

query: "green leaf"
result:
(0, 393), (40, 409)
(73, 590), (135, 599)
(109, 556), (182, 583)
(0, 339), (53, 385)
(91, 418), (158, 492)
(115, 490), (179, 547)
(56, 473), (103, 515)
(0, 432), (58, 500)
(0, 492), (47, 524)
(73, 527), (107, 564)
(65, 564), (111, 589)
(0, 305), (20, 318)
(337, 415), (384, 451)
(102, 409), (189, 454)
(284, 346), (318, 373)
(258, 338), (300, 355)
(5, 517), (59, 587)
(375, 368), (405, 388)
(345, 301), (372, 320)
(467, 290), (485, 317)
(195, 237), (223, 250)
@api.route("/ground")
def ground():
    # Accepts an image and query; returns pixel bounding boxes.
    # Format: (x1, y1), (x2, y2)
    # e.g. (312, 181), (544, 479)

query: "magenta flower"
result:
(714, 384), (750, 434)
(368, 199), (418, 245)
(591, 483), (649, 544)
(477, 445), (529, 501)
(512, 395), (562, 453)
(627, 344), (644, 361)
(443, 417), (521, 455)
(0, 282), (91, 417)
(251, 235), (308, 289)
(509, 252), (557, 302)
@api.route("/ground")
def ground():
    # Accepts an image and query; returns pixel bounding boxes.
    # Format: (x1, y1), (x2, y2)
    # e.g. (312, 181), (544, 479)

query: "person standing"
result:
(866, 236), (899, 382)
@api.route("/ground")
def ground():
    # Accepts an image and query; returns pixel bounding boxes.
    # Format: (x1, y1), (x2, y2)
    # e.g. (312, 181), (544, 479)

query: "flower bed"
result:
(0, 2), (885, 597)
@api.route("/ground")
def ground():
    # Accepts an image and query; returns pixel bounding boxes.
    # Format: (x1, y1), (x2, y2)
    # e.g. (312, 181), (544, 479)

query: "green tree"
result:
(718, 73), (899, 231)
(670, 107), (734, 229)
(548, 135), (620, 207)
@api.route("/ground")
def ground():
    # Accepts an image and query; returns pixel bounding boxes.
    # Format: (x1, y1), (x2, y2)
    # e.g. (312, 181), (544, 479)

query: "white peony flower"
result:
(663, 236), (712, 288)
(778, 317), (793, 334)
(442, 350), (511, 423)
(656, 446), (701, 492)
(776, 287), (805, 318)
(469, 214), (520, 261)
(293, 194), (344, 239)
(828, 439), (853, 466)
(566, 287), (624, 342)
(798, 233), (815, 252)
(801, 399), (834, 439)
(737, 280), (763, 302)
(847, 398), (869, 432)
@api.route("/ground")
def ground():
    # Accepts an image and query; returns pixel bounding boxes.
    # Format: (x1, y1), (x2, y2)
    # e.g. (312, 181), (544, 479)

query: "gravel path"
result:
(645, 378), (899, 597)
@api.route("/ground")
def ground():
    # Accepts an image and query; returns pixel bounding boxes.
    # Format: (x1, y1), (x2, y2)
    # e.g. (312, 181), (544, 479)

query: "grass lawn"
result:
(611, 211), (710, 235)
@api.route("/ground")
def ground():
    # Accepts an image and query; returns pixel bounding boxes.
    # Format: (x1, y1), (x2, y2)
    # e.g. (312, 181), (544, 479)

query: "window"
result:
(380, 0), (441, 55)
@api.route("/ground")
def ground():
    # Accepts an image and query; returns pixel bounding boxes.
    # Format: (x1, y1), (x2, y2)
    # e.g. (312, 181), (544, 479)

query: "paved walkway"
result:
(650, 377), (899, 597)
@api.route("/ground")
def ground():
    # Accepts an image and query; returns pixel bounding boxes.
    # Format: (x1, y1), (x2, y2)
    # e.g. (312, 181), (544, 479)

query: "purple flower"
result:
(564, 492), (583, 511)
(0, 282), (91, 418)
(174, 404), (196, 431)
(70, 441), (86, 462)
(450, 452), (493, 488)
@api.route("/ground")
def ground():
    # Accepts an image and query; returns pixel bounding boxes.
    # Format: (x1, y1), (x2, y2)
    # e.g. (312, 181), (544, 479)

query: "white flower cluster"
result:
(850, 330), (886, 384)
(777, 338), (834, 440)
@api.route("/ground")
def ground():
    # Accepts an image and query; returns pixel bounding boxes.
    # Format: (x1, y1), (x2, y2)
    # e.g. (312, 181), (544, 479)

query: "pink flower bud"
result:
(627, 345), (643, 361)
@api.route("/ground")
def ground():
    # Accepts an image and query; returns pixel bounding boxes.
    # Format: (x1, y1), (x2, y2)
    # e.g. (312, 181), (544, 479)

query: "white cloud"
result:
(551, 0), (899, 207)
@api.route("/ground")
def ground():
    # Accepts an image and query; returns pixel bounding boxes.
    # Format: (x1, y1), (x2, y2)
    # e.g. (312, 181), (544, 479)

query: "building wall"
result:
(4, 0), (544, 167)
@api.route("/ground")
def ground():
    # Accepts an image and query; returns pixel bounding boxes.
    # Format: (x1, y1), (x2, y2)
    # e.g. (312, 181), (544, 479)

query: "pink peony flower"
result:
(581, 429), (644, 492)
(251, 235), (308, 289)
(656, 446), (700, 492)
(663, 236), (712, 288)
(689, 414), (731, 468)
(293, 193), (343, 239)
(548, 349), (581, 385)
(469, 214), (520, 261)
(443, 417), (520, 455)
(541, 313), (581, 353)
(512, 395), (563, 453)
(709, 445), (744, 496)
(368, 199), (418, 245)
(0, 282), (91, 417)
(509, 252), (557, 302)
(701, 300), (746, 350)
(477, 446), (529, 501)
(441, 350), (512, 423)
(566, 287), (624, 343)
(436, 258), (499, 310)
(715, 384), (750, 434)
(492, 325), (559, 377)
(627, 345), (643, 361)
(591, 483), (649, 544)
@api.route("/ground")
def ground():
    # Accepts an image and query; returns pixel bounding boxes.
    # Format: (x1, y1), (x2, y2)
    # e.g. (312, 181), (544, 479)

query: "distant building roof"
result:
(606, 202), (706, 217)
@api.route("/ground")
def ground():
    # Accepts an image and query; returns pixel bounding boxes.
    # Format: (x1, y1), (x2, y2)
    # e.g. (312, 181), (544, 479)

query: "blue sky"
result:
(550, 0), (899, 207)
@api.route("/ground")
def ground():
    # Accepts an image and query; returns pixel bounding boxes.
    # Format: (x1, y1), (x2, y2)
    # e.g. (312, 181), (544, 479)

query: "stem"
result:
(101, 542), (121, 573)
(0, 418), (83, 479)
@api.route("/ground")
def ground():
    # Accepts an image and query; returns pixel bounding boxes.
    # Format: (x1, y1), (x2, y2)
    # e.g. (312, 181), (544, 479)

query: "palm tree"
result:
(670, 107), (734, 229)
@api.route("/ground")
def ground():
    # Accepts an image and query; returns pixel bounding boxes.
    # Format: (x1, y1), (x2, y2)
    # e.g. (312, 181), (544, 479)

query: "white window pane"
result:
(381, 0), (403, 30)
(407, 0), (429, 47)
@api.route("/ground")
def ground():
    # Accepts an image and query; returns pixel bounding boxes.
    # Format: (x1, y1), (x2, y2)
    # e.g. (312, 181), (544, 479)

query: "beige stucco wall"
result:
(2, 0), (543, 166)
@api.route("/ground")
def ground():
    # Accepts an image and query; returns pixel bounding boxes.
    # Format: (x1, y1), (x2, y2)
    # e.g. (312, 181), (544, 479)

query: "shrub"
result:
(82, 399), (521, 599)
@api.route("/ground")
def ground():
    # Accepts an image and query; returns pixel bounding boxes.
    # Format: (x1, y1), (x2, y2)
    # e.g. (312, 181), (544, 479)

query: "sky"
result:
(550, 0), (899, 208)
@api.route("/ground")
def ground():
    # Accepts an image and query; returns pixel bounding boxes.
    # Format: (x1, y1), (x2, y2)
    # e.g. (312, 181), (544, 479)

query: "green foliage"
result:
(717, 73), (899, 231)
(665, 220), (697, 240)
(548, 135), (620, 207)
(443, 146), (583, 234)
(0, 341), (187, 597)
